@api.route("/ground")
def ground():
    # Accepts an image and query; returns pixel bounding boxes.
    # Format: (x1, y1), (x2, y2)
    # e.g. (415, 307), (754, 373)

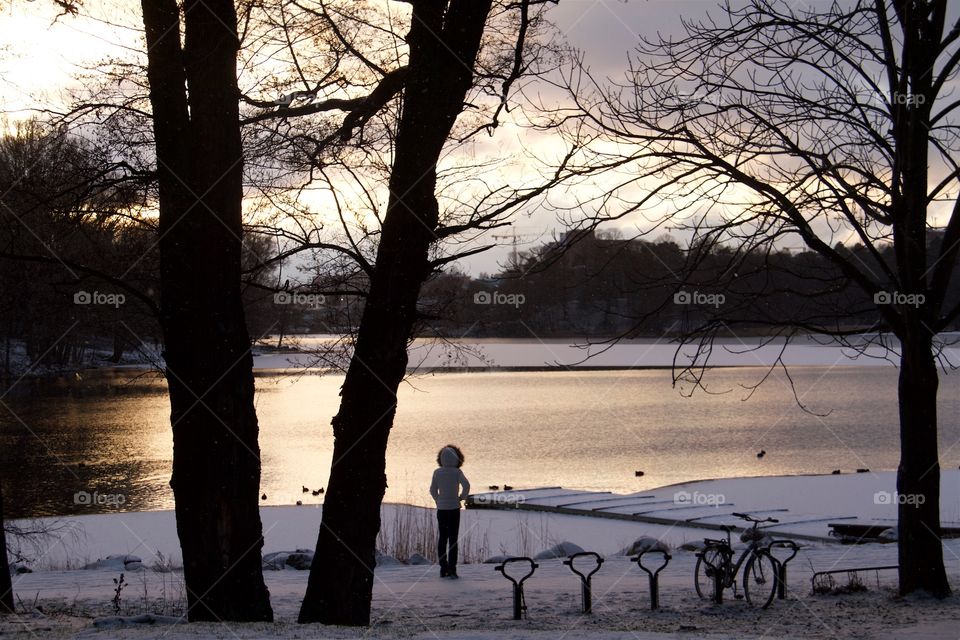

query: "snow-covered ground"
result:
(4, 473), (960, 638)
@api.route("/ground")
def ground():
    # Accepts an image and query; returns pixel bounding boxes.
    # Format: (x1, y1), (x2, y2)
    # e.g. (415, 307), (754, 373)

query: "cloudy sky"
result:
(0, 1), (741, 275)
(1, 1), (955, 276)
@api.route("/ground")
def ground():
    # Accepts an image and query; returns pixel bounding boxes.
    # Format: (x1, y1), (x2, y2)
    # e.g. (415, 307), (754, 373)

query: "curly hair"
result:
(437, 444), (465, 468)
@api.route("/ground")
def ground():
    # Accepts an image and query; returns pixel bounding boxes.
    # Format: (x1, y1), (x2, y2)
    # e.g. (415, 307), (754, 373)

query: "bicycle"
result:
(694, 512), (779, 608)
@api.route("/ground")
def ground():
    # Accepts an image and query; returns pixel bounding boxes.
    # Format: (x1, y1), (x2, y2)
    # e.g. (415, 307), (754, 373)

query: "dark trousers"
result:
(437, 508), (461, 572)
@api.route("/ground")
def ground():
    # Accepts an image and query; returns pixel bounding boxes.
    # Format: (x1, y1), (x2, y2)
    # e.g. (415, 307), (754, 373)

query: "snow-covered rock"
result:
(262, 549), (314, 570)
(285, 551), (314, 570)
(621, 536), (670, 556)
(406, 553), (430, 565)
(483, 554), (512, 564)
(878, 527), (898, 542)
(82, 555), (143, 571)
(534, 541), (584, 560)
(262, 551), (288, 570)
(9, 563), (32, 574)
(375, 551), (401, 566)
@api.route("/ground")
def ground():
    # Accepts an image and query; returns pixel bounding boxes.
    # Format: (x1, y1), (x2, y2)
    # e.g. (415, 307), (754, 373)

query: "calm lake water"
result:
(2, 365), (959, 518)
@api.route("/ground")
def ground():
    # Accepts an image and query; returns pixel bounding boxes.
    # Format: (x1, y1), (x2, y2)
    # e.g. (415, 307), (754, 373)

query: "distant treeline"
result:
(415, 230), (960, 338)
(7, 221), (960, 374)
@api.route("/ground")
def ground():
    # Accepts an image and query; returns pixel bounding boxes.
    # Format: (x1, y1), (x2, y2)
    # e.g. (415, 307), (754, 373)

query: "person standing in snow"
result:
(429, 445), (470, 578)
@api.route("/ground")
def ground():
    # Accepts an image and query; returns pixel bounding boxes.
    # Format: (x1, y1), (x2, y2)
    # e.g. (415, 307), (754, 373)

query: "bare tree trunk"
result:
(141, 0), (272, 621)
(897, 331), (950, 596)
(0, 486), (13, 614)
(893, 1), (950, 597)
(298, 0), (494, 625)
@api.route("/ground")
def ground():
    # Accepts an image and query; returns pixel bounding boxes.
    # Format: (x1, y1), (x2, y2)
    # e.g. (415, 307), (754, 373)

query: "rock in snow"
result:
(483, 554), (513, 564)
(878, 527), (898, 542)
(262, 549), (314, 570)
(285, 551), (314, 570)
(375, 551), (401, 566)
(621, 536), (670, 556)
(534, 541), (585, 560)
(406, 553), (430, 565)
(262, 551), (288, 570)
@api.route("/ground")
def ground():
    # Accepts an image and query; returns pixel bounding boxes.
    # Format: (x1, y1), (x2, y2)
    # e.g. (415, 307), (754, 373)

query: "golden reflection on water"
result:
(1, 366), (958, 517)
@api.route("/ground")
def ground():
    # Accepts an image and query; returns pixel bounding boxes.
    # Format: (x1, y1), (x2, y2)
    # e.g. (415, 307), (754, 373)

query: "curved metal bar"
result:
(765, 540), (799, 600)
(634, 549), (672, 609)
(563, 552), (604, 581)
(635, 548), (671, 578)
(563, 552), (604, 613)
(495, 557), (539, 619)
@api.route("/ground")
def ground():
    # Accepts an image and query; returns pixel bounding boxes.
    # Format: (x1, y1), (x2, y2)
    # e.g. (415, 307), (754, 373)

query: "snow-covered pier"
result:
(466, 470), (960, 544)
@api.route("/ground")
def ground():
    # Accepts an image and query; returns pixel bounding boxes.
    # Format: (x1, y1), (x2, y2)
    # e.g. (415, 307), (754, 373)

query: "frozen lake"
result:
(1, 342), (959, 517)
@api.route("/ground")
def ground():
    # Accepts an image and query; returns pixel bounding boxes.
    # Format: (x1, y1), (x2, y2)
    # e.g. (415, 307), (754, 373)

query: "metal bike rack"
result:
(495, 557), (539, 620)
(633, 549), (671, 610)
(811, 564), (898, 592)
(766, 540), (799, 600)
(562, 552), (604, 614)
(698, 544), (730, 604)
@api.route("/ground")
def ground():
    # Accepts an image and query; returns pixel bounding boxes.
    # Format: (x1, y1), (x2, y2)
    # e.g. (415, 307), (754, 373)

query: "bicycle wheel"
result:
(743, 551), (777, 608)
(694, 546), (726, 600)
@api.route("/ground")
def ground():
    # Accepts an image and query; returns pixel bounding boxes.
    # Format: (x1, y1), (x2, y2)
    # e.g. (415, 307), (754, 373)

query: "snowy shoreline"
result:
(258, 335), (960, 371)
(11, 334), (959, 381)
(12, 470), (960, 569)
(5, 473), (960, 638)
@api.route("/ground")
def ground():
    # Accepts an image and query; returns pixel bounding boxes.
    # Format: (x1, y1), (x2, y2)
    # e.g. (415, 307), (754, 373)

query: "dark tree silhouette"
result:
(296, 0), (563, 625)
(297, 0), (497, 624)
(561, 0), (959, 596)
(139, 0), (272, 621)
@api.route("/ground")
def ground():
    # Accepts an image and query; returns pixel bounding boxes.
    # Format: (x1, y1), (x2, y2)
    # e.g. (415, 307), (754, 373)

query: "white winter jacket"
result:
(430, 447), (471, 510)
